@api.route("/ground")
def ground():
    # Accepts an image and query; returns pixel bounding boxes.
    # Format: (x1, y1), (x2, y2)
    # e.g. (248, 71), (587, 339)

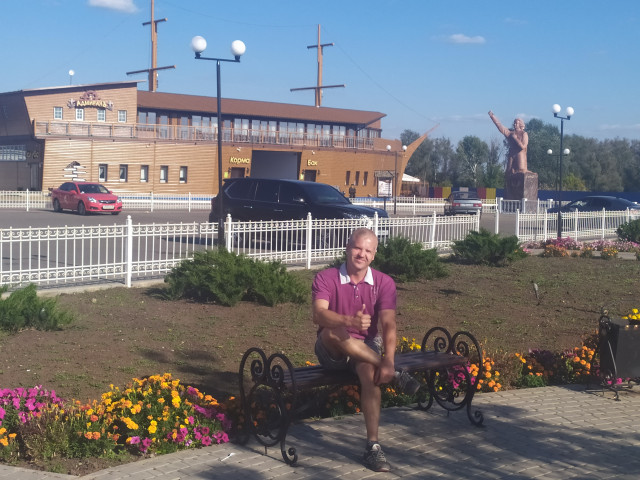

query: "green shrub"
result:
(372, 236), (448, 282)
(327, 236), (448, 283)
(616, 218), (640, 243)
(245, 260), (308, 307)
(0, 284), (74, 332)
(164, 248), (308, 306)
(450, 228), (527, 266)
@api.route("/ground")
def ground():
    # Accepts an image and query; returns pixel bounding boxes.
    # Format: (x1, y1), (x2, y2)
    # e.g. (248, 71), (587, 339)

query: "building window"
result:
(119, 165), (128, 182)
(179, 166), (188, 183)
(97, 109), (106, 122)
(98, 164), (108, 182)
(345, 171), (351, 186)
(355, 171), (360, 186)
(140, 165), (148, 183)
(160, 166), (168, 183)
(75, 108), (84, 121)
(53, 107), (63, 120)
(363, 171), (368, 186)
(118, 110), (127, 123)
(0, 145), (27, 161)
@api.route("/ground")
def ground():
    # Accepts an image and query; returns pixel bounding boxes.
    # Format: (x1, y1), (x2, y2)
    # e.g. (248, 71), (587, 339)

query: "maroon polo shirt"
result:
(312, 263), (396, 341)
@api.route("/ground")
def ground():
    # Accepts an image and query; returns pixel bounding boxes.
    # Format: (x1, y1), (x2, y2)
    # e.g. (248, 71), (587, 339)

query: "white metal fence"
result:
(515, 208), (640, 243)
(0, 213), (480, 290)
(0, 190), (214, 212)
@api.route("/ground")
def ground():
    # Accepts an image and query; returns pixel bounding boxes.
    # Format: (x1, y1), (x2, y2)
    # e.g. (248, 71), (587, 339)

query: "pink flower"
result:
(201, 436), (212, 446)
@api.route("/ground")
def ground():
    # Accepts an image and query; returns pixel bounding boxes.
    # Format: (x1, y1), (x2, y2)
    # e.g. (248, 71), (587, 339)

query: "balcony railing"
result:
(33, 120), (377, 150)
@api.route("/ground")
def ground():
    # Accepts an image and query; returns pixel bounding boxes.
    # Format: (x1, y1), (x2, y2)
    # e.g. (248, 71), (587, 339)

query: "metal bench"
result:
(238, 327), (484, 465)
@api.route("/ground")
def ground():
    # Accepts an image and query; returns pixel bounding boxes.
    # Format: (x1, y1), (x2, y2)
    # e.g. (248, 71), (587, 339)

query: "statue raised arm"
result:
(488, 111), (529, 174)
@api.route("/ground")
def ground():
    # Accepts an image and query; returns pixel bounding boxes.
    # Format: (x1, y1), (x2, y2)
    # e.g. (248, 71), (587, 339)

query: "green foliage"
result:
(371, 236), (448, 282)
(164, 248), (308, 307)
(245, 261), (308, 307)
(451, 229), (527, 267)
(0, 284), (73, 333)
(327, 237), (448, 283)
(616, 219), (640, 243)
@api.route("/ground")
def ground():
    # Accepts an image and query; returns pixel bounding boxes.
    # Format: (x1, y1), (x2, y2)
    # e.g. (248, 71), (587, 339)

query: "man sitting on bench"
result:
(312, 227), (420, 472)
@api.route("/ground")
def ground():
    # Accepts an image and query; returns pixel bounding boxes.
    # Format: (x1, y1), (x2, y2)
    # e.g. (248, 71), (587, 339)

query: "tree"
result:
(400, 129), (420, 147)
(525, 118), (560, 189)
(484, 138), (504, 188)
(455, 136), (489, 187)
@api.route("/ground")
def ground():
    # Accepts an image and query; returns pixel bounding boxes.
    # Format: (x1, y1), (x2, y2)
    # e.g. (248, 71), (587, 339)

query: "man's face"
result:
(514, 119), (525, 131)
(346, 234), (377, 270)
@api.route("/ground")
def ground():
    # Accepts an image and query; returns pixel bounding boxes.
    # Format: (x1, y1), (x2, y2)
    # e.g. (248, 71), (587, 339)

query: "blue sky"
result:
(2, 0), (639, 145)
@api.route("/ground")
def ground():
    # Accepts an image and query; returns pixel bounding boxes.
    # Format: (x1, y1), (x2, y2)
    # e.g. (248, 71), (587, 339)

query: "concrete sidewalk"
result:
(3, 384), (640, 479)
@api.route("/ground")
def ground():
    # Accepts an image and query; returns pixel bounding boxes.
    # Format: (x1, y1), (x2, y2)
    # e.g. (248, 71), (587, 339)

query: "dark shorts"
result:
(315, 335), (383, 372)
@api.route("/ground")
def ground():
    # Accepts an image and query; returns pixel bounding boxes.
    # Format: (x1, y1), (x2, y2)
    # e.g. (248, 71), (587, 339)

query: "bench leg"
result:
(239, 347), (299, 465)
(419, 328), (485, 427)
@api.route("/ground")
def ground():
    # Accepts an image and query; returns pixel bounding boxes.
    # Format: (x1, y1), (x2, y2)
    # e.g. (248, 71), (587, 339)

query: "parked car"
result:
(547, 195), (640, 213)
(51, 182), (122, 215)
(209, 178), (388, 247)
(209, 178), (387, 222)
(444, 191), (483, 217)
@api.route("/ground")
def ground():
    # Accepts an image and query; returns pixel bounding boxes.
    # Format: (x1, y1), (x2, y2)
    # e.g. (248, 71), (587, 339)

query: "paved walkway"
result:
(3, 384), (640, 479)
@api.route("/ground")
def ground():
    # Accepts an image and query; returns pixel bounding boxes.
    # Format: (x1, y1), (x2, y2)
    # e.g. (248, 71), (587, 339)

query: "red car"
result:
(51, 182), (122, 215)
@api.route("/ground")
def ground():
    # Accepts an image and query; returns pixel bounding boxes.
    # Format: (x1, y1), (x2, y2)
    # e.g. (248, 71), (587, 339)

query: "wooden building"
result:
(0, 81), (424, 197)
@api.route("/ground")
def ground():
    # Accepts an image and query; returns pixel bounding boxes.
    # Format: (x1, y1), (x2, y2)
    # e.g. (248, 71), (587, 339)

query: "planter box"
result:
(599, 316), (640, 379)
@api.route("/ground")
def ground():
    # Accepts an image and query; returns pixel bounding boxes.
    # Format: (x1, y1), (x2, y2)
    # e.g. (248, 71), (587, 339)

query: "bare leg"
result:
(355, 361), (381, 441)
(318, 327), (382, 367)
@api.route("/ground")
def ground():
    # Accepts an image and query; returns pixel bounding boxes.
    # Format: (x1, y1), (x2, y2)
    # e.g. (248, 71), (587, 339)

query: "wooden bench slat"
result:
(282, 351), (469, 389)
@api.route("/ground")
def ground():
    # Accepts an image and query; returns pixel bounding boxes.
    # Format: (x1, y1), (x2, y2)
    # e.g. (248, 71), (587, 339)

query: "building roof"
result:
(137, 91), (386, 128)
(11, 81), (141, 96)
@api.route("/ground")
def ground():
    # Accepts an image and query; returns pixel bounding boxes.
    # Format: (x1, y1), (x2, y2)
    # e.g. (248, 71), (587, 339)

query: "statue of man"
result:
(488, 111), (529, 174)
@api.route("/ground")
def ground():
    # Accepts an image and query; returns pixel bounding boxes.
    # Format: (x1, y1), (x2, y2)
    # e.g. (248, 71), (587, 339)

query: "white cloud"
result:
(88, 0), (138, 13)
(447, 34), (486, 45)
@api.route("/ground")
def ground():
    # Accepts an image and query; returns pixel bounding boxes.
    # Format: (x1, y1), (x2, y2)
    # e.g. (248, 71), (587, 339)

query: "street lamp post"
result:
(552, 104), (574, 238)
(191, 35), (246, 243)
(547, 148), (570, 193)
(386, 144), (407, 215)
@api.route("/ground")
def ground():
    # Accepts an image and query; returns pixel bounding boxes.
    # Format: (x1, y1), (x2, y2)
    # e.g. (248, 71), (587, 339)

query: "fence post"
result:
(430, 212), (437, 249)
(543, 209), (548, 240)
(494, 206), (500, 234)
(515, 209), (520, 238)
(306, 213), (312, 270)
(26, 189), (30, 212)
(573, 210), (578, 240)
(601, 208), (606, 240)
(225, 214), (232, 251)
(372, 212), (379, 237)
(413, 195), (416, 216)
(521, 198), (527, 214)
(126, 215), (133, 287)
(150, 192), (154, 212)
(188, 192), (192, 212)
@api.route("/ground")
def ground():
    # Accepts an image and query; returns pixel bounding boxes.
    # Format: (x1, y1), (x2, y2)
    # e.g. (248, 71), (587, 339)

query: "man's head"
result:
(513, 118), (525, 131)
(345, 228), (378, 272)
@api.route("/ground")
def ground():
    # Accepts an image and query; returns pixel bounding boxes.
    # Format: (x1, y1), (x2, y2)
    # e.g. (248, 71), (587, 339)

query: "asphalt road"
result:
(0, 208), (516, 236)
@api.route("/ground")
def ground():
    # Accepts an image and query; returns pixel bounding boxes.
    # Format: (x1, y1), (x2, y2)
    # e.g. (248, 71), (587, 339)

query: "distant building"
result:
(0, 81), (423, 196)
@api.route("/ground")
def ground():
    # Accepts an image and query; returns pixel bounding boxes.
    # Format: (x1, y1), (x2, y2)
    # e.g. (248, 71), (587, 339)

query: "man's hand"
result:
(351, 304), (371, 333)
(375, 356), (395, 386)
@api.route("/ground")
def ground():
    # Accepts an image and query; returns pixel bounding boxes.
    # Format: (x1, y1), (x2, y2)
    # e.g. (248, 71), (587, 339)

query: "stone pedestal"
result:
(505, 171), (538, 202)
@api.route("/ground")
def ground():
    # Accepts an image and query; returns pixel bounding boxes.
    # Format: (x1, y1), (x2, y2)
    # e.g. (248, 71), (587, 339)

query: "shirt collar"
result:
(339, 263), (374, 285)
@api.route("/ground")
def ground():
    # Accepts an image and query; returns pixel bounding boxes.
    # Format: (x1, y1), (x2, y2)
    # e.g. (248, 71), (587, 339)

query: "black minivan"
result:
(209, 178), (388, 222)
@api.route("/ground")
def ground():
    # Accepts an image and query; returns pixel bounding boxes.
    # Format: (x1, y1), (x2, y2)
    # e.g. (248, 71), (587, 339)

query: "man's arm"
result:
(375, 309), (397, 385)
(313, 298), (371, 332)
